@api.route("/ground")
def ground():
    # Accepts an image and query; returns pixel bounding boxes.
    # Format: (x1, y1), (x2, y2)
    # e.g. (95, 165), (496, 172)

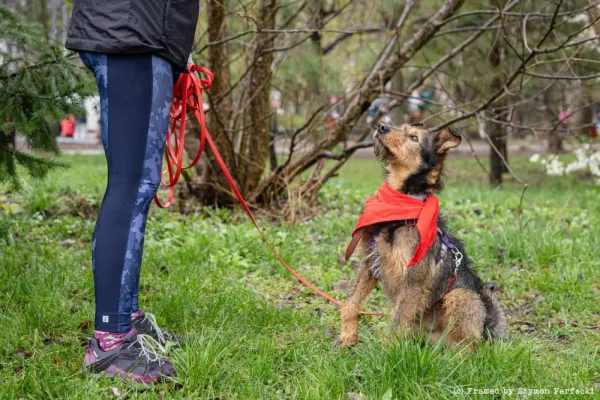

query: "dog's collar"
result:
(407, 194), (427, 201)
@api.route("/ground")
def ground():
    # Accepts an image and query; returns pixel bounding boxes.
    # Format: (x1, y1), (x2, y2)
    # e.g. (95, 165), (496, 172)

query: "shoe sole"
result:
(87, 366), (176, 384)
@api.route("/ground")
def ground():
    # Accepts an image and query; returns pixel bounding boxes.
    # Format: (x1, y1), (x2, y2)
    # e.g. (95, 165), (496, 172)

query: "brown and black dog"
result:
(340, 123), (505, 349)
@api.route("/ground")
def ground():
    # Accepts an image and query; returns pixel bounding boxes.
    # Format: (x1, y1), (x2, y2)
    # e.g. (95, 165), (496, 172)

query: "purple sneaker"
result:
(83, 329), (177, 383)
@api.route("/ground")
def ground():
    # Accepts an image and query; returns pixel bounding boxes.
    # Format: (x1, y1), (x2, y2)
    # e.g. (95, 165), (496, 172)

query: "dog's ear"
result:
(436, 127), (461, 154)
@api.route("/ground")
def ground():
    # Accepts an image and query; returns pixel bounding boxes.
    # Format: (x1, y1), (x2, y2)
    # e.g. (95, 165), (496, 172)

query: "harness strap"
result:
(367, 224), (463, 305)
(431, 227), (463, 306)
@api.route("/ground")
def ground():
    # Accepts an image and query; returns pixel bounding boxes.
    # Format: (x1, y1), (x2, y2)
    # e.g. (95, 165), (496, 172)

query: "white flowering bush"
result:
(529, 144), (600, 184)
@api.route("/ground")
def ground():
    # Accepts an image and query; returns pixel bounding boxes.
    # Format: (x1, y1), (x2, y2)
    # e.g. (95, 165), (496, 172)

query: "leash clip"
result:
(451, 247), (463, 274)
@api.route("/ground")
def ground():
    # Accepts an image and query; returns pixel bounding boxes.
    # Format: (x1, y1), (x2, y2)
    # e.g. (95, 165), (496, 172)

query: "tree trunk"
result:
(587, 0), (600, 37)
(542, 81), (563, 153)
(39, 0), (50, 38)
(488, 28), (506, 186)
(269, 114), (278, 172)
(566, 82), (593, 138)
(309, 0), (324, 55)
(239, 0), (279, 198)
(548, 133), (563, 154)
(185, 0), (237, 205)
(308, 0), (324, 95)
(50, 0), (58, 41)
(61, 1), (68, 44)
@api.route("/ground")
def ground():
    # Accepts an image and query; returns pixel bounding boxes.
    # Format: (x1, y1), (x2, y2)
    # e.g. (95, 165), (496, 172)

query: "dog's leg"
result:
(392, 287), (429, 337)
(339, 264), (377, 347)
(413, 305), (444, 344)
(439, 288), (485, 350)
(391, 286), (430, 339)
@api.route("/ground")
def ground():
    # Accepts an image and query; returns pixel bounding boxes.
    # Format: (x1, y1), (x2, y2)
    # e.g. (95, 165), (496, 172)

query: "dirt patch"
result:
(55, 194), (98, 218)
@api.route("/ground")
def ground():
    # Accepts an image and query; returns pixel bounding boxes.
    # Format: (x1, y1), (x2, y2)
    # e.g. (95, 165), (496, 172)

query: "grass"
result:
(0, 153), (599, 399)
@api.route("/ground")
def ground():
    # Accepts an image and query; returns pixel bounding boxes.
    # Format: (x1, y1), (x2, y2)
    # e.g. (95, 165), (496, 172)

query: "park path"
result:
(16, 135), (558, 158)
(50, 136), (549, 158)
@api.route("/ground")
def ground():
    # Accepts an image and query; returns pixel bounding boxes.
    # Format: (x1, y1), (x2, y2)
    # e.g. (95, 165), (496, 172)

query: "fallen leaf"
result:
(78, 320), (93, 331)
(15, 347), (32, 359)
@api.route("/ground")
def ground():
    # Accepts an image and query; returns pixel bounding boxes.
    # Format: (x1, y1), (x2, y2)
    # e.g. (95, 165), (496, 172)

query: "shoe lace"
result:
(128, 333), (168, 365)
(143, 312), (167, 344)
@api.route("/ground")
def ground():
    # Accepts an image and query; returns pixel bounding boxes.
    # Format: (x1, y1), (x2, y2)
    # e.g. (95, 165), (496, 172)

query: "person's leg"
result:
(79, 52), (176, 381)
(85, 53), (172, 334)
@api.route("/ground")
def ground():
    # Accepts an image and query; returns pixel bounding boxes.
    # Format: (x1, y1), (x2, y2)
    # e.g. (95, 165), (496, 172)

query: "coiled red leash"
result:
(154, 65), (213, 209)
(154, 64), (384, 317)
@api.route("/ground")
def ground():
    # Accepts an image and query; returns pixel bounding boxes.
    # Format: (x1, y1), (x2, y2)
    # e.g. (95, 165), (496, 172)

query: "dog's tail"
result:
(481, 282), (507, 341)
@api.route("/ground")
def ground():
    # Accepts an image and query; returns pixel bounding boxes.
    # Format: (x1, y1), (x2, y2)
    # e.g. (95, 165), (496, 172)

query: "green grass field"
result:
(1, 153), (599, 399)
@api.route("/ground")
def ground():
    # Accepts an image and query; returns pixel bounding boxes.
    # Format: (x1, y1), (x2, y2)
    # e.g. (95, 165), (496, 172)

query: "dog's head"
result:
(373, 123), (461, 194)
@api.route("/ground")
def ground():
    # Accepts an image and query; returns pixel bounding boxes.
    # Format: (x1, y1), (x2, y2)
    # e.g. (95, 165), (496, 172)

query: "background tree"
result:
(0, 7), (91, 188)
(177, 0), (598, 210)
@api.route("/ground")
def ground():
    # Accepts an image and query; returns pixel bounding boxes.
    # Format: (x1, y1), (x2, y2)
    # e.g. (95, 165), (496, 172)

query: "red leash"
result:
(154, 64), (385, 317)
(154, 65), (213, 208)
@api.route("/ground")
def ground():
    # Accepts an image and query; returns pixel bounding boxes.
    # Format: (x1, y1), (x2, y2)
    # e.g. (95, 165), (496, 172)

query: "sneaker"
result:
(132, 311), (184, 347)
(83, 329), (177, 383)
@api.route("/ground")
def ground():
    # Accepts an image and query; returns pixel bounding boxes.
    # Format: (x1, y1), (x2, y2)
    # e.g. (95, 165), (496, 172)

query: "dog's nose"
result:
(376, 124), (390, 134)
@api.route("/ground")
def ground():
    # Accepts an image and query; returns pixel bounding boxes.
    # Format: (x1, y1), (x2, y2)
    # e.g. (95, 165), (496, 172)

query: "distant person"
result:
(419, 87), (434, 112)
(65, 0), (199, 383)
(559, 110), (572, 135)
(327, 95), (342, 134)
(367, 97), (390, 124)
(406, 87), (435, 124)
(60, 114), (75, 138)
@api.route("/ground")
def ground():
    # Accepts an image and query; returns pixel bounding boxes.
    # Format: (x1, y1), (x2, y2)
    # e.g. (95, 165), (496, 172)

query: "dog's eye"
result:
(409, 135), (419, 142)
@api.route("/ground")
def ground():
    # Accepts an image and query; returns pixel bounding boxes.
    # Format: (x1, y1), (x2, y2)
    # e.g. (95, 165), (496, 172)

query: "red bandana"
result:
(345, 183), (439, 267)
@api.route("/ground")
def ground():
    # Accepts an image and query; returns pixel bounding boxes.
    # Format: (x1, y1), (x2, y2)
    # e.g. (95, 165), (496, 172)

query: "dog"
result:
(339, 123), (506, 349)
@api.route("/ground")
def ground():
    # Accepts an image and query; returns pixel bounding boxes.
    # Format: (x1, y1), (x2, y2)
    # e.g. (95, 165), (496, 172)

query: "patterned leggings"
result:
(80, 52), (173, 332)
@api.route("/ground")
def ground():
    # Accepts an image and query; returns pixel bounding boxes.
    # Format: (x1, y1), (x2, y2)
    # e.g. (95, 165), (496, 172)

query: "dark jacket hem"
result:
(66, 38), (188, 72)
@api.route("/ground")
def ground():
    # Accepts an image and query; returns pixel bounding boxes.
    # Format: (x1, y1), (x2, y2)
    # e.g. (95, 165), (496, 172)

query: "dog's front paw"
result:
(339, 332), (358, 348)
